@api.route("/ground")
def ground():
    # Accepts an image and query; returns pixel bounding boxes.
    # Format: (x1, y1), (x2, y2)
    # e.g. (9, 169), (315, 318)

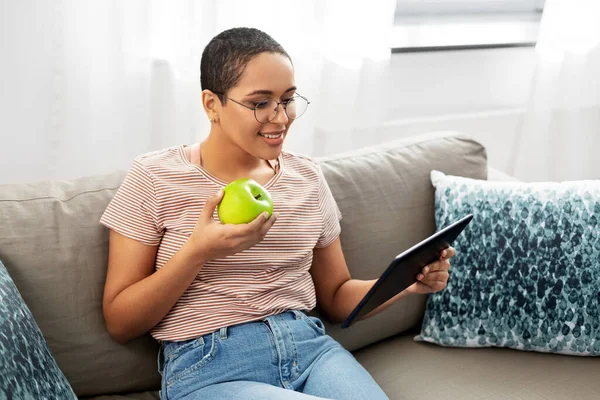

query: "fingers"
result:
(414, 251), (454, 294)
(418, 270), (449, 282)
(246, 211), (273, 232)
(231, 211), (278, 240)
(417, 271), (449, 292)
(423, 258), (451, 274)
(417, 280), (448, 293)
(259, 212), (279, 235)
(440, 246), (456, 260)
(201, 189), (224, 222)
(417, 261), (450, 281)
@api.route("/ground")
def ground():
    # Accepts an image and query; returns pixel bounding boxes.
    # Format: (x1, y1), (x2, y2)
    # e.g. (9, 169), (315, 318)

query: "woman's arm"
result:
(103, 190), (278, 344)
(102, 230), (207, 344)
(309, 237), (455, 324)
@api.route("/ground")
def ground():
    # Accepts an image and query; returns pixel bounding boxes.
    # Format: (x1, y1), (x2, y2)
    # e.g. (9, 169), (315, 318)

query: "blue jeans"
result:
(158, 310), (389, 400)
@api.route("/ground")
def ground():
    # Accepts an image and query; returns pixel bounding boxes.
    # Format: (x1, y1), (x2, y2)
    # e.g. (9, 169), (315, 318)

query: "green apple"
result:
(217, 178), (274, 224)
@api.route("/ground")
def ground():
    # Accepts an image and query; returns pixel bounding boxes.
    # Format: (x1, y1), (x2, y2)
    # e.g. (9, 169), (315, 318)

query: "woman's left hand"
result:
(405, 247), (456, 295)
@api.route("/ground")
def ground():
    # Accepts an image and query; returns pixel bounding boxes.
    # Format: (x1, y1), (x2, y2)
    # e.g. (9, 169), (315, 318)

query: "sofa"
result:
(1, 131), (598, 400)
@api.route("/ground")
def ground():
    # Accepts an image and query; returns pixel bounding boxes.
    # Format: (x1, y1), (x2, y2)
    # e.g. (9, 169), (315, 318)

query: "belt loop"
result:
(219, 326), (228, 340)
(291, 309), (302, 320)
(157, 344), (164, 376)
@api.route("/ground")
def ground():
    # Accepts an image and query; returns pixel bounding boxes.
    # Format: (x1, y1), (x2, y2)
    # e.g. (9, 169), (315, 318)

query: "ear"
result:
(202, 89), (221, 122)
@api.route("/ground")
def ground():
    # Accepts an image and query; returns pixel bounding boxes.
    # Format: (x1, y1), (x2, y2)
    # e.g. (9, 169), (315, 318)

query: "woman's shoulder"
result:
(281, 150), (321, 177)
(127, 145), (189, 176)
(134, 145), (182, 166)
(120, 145), (198, 189)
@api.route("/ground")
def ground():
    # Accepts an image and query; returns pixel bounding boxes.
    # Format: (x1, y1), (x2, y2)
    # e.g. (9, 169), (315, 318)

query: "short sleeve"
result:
(315, 163), (343, 248)
(99, 160), (163, 246)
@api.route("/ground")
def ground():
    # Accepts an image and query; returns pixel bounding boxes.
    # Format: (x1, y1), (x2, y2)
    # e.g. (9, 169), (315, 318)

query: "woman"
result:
(100, 27), (455, 400)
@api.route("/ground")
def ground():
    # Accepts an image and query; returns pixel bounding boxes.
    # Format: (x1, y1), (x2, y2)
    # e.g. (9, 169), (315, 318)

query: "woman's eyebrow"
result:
(245, 86), (297, 96)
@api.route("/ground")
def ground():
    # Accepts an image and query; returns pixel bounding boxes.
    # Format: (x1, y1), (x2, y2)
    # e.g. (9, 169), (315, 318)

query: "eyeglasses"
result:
(215, 93), (310, 124)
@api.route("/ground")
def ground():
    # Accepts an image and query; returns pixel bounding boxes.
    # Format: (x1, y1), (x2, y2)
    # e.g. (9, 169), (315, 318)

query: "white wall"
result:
(387, 47), (534, 176)
(1, 35), (598, 184)
(316, 46), (600, 182)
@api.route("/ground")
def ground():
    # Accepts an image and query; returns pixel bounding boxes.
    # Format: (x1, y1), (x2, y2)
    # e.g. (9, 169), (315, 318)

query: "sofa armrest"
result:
(488, 166), (519, 182)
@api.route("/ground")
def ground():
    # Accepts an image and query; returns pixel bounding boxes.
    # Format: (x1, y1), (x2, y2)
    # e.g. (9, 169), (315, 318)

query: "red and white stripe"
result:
(100, 145), (341, 341)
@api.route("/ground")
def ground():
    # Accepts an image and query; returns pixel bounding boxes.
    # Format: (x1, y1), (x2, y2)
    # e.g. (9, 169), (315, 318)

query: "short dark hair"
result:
(200, 27), (291, 103)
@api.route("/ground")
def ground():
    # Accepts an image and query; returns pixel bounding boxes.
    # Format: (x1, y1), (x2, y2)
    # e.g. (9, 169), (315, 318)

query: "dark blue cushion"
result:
(416, 171), (600, 356)
(0, 260), (77, 399)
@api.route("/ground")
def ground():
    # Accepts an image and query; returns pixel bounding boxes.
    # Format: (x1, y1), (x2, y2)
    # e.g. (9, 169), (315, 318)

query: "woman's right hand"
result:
(188, 189), (278, 262)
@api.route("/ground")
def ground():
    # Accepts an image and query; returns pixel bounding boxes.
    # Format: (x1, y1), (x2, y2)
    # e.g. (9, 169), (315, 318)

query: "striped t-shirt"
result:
(100, 144), (342, 341)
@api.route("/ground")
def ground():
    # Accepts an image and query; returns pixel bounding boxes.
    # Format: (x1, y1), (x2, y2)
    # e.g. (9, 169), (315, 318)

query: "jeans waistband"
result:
(160, 311), (307, 358)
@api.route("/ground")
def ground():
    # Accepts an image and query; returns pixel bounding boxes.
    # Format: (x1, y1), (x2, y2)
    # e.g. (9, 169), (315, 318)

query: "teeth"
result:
(260, 133), (282, 139)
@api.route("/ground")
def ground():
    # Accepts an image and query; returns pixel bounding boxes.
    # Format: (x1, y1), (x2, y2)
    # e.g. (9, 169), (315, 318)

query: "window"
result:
(391, 0), (546, 52)
(396, 0), (545, 16)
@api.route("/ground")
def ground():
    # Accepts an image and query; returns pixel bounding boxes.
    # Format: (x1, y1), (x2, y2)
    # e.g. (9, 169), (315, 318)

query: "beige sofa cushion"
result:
(354, 333), (600, 400)
(0, 172), (160, 397)
(0, 131), (487, 396)
(315, 131), (487, 351)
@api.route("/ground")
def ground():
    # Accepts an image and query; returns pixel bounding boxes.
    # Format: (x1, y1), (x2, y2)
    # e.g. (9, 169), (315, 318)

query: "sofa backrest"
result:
(0, 171), (158, 397)
(0, 131), (487, 397)
(314, 131), (487, 350)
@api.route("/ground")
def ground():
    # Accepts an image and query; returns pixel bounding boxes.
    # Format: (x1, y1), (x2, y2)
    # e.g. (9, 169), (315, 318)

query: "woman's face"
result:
(217, 52), (296, 161)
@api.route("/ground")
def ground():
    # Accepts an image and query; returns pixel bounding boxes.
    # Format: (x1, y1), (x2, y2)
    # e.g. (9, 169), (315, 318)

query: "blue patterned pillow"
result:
(416, 171), (600, 356)
(0, 260), (77, 399)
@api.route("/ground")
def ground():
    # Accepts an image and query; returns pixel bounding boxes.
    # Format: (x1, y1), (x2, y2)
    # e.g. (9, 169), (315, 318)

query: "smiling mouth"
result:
(258, 131), (284, 139)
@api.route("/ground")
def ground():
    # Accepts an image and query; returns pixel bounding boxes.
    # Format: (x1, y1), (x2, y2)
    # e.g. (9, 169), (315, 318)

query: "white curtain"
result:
(0, 0), (396, 184)
(509, 0), (600, 182)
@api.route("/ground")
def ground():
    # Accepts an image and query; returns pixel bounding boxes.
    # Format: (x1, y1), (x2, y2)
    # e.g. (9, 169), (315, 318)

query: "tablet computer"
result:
(341, 214), (473, 329)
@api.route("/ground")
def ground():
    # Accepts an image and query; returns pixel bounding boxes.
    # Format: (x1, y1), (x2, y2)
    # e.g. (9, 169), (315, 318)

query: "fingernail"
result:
(424, 267), (429, 273)
(263, 212), (269, 220)
(442, 250), (447, 257)
(417, 274), (423, 280)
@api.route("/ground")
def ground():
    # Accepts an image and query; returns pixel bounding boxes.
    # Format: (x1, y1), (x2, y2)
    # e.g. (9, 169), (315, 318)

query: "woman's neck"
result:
(199, 131), (272, 182)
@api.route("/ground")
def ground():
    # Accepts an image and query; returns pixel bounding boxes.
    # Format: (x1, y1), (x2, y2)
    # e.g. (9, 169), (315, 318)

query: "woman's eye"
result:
(254, 101), (270, 109)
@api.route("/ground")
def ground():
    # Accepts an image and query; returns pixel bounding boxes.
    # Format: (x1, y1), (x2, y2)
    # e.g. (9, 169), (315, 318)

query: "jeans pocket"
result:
(165, 337), (203, 362)
(299, 312), (326, 335)
(165, 334), (219, 387)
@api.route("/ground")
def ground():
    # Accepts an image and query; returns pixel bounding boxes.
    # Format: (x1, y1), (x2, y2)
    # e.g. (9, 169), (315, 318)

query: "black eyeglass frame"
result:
(213, 92), (310, 124)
